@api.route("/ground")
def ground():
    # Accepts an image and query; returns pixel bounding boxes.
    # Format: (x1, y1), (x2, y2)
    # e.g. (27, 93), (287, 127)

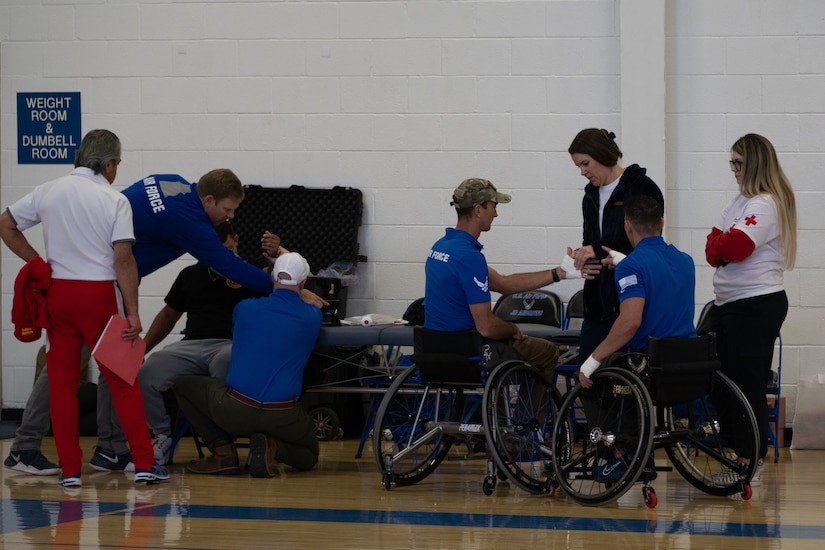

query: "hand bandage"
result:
(560, 254), (582, 279)
(609, 250), (627, 265)
(580, 355), (601, 378)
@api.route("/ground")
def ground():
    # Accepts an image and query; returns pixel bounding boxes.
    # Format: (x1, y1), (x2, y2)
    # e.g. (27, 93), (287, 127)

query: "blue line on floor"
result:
(3, 498), (824, 541)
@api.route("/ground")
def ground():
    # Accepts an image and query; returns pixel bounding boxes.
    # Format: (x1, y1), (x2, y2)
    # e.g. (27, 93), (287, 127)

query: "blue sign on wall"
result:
(17, 92), (81, 164)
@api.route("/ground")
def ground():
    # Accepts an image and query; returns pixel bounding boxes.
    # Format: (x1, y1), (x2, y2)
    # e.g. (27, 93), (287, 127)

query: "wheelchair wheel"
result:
(657, 370), (758, 497)
(372, 366), (454, 488)
(551, 366), (654, 506)
(483, 360), (564, 494)
(309, 406), (342, 441)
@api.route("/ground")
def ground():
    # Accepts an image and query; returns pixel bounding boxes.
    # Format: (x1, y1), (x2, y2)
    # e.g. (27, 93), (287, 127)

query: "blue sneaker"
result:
(89, 448), (134, 472)
(58, 473), (82, 487)
(135, 464), (170, 484)
(592, 454), (630, 483)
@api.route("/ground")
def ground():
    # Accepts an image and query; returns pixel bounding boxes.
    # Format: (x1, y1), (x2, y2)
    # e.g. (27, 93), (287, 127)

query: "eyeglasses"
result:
(729, 159), (744, 171)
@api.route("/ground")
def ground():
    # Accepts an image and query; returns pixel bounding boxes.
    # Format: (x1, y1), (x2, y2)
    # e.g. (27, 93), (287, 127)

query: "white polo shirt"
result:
(8, 167), (135, 281)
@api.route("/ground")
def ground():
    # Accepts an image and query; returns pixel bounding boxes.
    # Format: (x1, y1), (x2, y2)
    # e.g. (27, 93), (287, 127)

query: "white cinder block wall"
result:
(1, 1), (823, 429)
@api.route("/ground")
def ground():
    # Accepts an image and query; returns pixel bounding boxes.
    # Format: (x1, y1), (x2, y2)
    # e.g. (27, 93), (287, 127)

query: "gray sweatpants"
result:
(12, 339), (232, 455)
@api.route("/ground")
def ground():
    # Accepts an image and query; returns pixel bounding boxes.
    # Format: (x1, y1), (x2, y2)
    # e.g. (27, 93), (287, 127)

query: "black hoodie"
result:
(580, 164), (664, 322)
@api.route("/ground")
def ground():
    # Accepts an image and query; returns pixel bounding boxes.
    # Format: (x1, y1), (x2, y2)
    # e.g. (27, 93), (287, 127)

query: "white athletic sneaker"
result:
(750, 458), (765, 488)
(713, 458), (765, 488)
(712, 468), (740, 488)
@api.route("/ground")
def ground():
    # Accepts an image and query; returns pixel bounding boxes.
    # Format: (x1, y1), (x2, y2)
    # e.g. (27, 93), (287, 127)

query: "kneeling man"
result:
(174, 252), (322, 477)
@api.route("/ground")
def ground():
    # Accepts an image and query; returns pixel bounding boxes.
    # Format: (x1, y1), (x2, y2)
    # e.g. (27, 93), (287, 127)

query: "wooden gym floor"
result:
(0, 436), (823, 549)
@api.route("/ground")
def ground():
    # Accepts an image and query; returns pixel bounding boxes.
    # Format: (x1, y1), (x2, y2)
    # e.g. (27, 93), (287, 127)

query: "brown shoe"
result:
(186, 442), (240, 475)
(248, 433), (278, 478)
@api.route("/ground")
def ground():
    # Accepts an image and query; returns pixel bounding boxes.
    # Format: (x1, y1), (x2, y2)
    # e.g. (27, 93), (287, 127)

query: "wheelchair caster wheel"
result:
(643, 486), (657, 509)
(544, 480), (557, 498)
(382, 472), (395, 491)
(741, 483), (753, 500)
(482, 475), (497, 496)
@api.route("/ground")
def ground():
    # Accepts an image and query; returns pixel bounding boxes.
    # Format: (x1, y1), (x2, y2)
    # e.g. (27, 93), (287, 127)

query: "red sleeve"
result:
(706, 226), (756, 267)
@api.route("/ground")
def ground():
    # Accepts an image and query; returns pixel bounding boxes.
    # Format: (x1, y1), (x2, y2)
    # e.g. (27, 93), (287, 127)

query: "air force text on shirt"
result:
(428, 249), (450, 262)
(142, 176), (166, 213)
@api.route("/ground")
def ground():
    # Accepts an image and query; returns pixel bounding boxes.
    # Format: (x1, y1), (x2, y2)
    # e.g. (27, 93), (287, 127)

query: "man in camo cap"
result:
(449, 178), (512, 209)
(424, 177), (573, 375)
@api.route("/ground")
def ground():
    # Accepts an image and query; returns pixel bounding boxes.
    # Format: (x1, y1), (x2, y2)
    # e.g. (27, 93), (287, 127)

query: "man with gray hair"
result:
(173, 252), (323, 478)
(4, 164), (321, 475)
(0, 129), (167, 486)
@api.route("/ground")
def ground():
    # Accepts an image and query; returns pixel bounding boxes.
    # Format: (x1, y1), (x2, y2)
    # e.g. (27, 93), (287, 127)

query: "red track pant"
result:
(45, 279), (154, 475)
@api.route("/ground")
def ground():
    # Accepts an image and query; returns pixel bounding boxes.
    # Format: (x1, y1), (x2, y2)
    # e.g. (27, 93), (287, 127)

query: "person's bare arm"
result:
(300, 289), (327, 308)
(143, 305), (183, 353)
(113, 241), (142, 341)
(578, 297), (644, 388)
(591, 298), (643, 362)
(0, 210), (38, 262)
(488, 266), (556, 296)
(469, 301), (524, 341)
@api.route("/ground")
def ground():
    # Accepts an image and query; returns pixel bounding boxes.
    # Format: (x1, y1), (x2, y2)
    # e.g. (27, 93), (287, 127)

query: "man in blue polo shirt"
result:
(174, 252), (323, 477)
(575, 194), (695, 484)
(425, 178), (574, 374)
(577, 194), (696, 388)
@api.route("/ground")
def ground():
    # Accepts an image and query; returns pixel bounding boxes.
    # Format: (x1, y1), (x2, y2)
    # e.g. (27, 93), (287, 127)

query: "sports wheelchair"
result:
(373, 327), (565, 496)
(550, 333), (760, 508)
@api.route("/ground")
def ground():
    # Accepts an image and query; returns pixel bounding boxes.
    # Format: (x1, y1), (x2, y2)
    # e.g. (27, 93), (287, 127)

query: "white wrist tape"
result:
(580, 355), (601, 378)
(609, 250), (627, 265)
(560, 254), (582, 279)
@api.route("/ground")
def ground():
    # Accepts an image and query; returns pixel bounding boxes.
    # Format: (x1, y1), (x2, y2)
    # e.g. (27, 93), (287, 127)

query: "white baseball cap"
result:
(274, 252), (310, 286)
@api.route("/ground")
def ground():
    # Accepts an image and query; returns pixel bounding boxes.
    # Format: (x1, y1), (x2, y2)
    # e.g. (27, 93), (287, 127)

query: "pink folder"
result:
(91, 315), (145, 386)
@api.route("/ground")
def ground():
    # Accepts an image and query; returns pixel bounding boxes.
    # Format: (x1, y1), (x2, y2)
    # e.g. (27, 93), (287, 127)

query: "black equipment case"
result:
(232, 185), (364, 318)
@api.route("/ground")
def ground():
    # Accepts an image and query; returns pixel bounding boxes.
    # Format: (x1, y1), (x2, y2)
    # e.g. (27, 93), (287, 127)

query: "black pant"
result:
(711, 291), (787, 460)
(174, 376), (319, 471)
(579, 316), (616, 365)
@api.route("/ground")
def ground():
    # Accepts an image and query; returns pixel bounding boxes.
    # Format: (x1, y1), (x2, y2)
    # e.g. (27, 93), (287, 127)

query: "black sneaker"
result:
(4, 450), (60, 475)
(89, 448), (134, 472)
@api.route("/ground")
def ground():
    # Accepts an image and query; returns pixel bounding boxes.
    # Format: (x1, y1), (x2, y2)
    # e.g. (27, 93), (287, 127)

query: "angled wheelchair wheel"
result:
(372, 366), (454, 488)
(309, 406), (342, 441)
(658, 370), (758, 497)
(551, 366), (654, 506)
(483, 360), (564, 495)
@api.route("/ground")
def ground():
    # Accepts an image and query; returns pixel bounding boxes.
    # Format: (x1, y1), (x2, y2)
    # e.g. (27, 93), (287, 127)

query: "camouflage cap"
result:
(450, 178), (512, 209)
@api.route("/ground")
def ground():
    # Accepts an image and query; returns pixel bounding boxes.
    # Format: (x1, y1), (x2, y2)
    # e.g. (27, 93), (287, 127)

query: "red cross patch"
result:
(745, 215), (757, 226)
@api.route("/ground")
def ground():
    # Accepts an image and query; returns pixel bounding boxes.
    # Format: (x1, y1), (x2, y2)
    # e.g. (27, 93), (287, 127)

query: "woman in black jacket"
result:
(567, 128), (665, 361)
